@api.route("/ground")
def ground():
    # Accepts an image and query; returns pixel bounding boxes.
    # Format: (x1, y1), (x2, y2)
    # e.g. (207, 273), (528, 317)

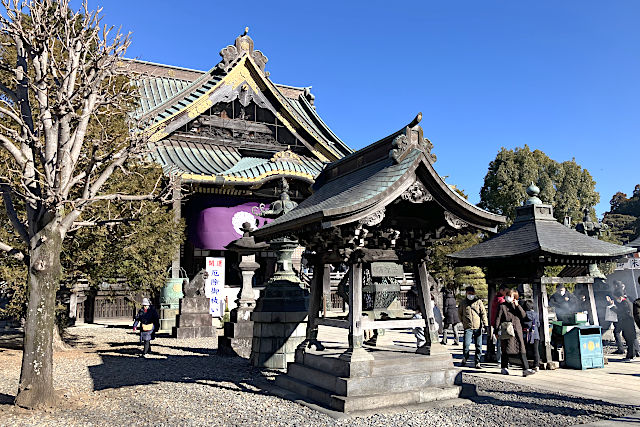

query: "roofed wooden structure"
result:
(252, 114), (505, 412)
(449, 184), (635, 367)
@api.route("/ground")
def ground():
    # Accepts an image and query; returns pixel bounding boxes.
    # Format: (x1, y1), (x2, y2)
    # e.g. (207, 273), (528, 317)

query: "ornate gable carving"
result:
(401, 181), (433, 203)
(218, 28), (268, 73)
(389, 113), (437, 164)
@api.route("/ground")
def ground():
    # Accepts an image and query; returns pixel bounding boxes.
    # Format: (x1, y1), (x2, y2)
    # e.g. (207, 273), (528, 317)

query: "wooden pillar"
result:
(303, 260), (324, 346)
(416, 260), (446, 355)
(584, 282), (599, 326)
(339, 262), (373, 362)
(171, 178), (182, 279)
(485, 278), (498, 362)
(322, 264), (331, 317)
(533, 280), (553, 365)
(348, 263), (364, 349)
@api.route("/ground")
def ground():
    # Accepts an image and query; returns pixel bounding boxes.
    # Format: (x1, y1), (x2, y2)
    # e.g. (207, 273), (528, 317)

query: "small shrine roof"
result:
(627, 234), (640, 248)
(254, 114), (505, 239)
(450, 187), (635, 265)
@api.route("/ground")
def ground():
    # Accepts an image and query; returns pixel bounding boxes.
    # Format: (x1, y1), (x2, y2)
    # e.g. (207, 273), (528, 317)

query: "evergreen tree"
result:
(479, 145), (599, 225)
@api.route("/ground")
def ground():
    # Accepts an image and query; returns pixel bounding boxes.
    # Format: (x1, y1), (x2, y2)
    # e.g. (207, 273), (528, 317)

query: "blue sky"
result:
(95, 0), (639, 216)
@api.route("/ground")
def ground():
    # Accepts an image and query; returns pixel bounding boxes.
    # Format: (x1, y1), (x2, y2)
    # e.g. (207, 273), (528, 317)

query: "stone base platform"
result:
(172, 297), (217, 339)
(275, 344), (461, 413)
(218, 319), (254, 358)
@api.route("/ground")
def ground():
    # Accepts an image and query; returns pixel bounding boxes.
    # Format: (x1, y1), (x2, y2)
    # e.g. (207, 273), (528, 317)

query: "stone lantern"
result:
(218, 222), (268, 357)
(250, 178), (311, 369)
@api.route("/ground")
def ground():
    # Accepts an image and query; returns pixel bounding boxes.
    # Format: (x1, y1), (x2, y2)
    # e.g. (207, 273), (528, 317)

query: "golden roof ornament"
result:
(271, 148), (302, 164)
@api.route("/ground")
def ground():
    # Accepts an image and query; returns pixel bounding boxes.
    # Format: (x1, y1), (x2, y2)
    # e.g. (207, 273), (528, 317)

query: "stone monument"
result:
(250, 178), (310, 369)
(172, 270), (217, 339)
(218, 222), (268, 357)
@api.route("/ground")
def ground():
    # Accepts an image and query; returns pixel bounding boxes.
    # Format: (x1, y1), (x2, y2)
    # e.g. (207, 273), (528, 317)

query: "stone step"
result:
(276, 372), (461, 413)
(287, 362), (459, 397)
(333, 385), (461, 413)
(275, 374), (336, 408)
(287, 363), (344, 394)
(299, 351), (453, 378)
(371, 352), (454, 376)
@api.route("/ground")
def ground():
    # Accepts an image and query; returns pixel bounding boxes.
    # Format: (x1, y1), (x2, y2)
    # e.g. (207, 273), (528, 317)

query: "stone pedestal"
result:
(218, 231), (267, 357)
(172, 296), (217, 339)
(218, 305), (255, 358)
(276, 344), (461, 413)
(160, 307), (179, 332)
(250, 281), (309, 369)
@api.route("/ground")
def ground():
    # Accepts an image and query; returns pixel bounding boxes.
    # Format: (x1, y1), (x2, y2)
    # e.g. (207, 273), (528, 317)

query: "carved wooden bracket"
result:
(359, 208), (385, 227)
(444, 211), (468, 229)
(401, 181), (433, 203)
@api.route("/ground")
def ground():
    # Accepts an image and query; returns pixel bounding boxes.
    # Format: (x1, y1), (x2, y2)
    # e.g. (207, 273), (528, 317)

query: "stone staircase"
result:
(275, 347), (461, 413)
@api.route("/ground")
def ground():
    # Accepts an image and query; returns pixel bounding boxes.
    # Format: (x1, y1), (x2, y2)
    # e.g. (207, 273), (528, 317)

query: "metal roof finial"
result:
(525, 182), (542, 205)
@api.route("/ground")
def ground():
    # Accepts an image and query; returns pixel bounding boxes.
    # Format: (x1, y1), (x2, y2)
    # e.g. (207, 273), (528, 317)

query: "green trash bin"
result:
(563, 325), (603, 370)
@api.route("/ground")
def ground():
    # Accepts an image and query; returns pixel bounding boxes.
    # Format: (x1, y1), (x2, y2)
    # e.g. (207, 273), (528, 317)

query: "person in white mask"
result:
(457, 286), (488, 368)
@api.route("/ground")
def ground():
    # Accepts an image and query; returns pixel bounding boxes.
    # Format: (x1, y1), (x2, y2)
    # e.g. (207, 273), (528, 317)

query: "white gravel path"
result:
(0, 326), (636, 426)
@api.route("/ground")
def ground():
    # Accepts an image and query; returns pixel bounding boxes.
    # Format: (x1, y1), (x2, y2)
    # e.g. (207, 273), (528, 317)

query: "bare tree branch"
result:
(0, 183), (29, 243)
(0, 240), (25, 262)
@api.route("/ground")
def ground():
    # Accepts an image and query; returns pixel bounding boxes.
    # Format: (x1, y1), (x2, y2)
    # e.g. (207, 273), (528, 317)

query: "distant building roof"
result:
(627, 234), (640, 248)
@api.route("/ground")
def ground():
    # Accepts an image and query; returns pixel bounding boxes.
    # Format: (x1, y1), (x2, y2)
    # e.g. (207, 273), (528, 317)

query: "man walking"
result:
(458, 286), (488, 368)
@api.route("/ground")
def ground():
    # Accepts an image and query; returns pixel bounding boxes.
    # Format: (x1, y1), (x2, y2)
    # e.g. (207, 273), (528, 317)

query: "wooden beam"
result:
(347, 263), (364, 348)
(539, 276), (594, 284)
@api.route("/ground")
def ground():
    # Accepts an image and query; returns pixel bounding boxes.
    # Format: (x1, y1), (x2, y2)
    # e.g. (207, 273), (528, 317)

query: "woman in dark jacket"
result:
(495, 290), (536, 377)
(441, 288), (461, 345)
(521, 300), (540, 371)
(133, 298), (160, 358)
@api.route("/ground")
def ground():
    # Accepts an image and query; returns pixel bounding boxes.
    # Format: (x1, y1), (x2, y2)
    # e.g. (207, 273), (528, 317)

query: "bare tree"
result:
(0, 0), (169, 408)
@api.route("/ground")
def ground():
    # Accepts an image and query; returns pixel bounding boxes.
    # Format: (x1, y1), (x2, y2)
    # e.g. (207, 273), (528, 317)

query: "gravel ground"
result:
(0, 326), (637, 427)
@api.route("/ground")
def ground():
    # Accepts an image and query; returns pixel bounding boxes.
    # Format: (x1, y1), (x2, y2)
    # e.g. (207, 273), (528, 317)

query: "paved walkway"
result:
(316, 326), (640, 407)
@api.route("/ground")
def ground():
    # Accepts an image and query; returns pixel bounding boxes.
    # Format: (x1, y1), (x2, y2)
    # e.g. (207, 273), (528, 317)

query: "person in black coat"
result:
(609, 291), (639, 360)
(440, 288), (461, 345)
(549, 284), (578, 316)
(133, 298), (160, 358)
(495, 290), (536, 377)
(521, 300), (540, 371)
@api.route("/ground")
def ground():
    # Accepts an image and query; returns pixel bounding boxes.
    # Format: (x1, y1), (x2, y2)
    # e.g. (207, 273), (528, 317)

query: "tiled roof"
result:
(450, 204), (636, 262)
(136, 76), (192, 116)
(254, 116), (505, 238)
(151, 140), (241, 176)
(626, 235), (640, 248)
(150, 141), (323, 185)
(260, 149), (420, 229)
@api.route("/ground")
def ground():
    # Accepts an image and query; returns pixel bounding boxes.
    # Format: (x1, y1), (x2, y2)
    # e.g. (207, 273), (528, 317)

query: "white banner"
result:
(615, 257), (640, 270)
(205, 257), (225, 317)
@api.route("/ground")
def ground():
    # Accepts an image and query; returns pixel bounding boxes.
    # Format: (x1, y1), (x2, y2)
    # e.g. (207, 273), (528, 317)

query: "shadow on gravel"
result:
(470, 388), (634, 417)
(0, 392), (14, 405)
(88, 346), (274, 398)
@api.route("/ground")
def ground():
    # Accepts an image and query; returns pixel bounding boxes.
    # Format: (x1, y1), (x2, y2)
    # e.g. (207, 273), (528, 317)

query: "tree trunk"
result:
(15, 223), (63, 409)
